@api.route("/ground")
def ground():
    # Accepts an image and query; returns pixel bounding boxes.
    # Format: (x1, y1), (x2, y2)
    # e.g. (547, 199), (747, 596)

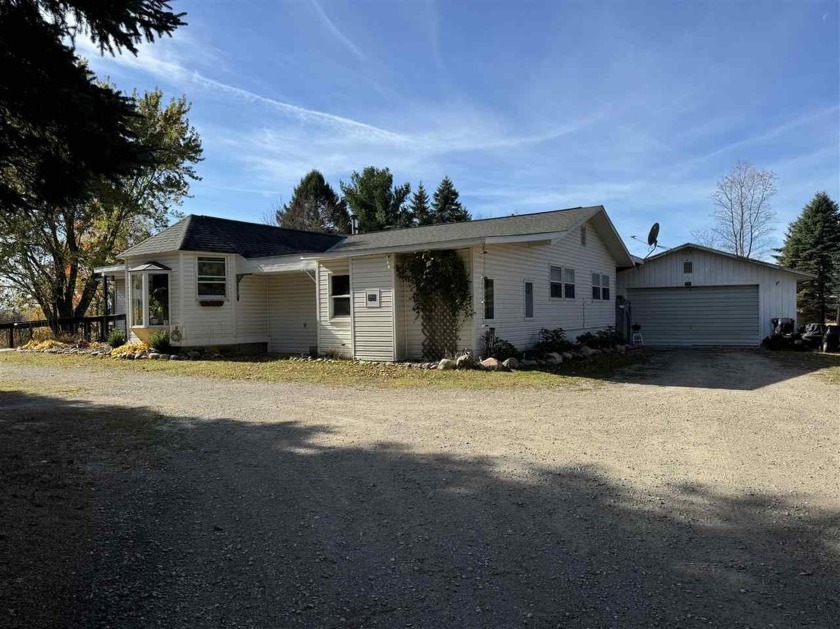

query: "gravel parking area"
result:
(1, 349), (838, 627)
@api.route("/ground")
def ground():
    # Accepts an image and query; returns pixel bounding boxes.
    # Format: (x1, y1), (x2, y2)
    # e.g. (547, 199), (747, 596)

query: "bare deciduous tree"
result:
(700, 161), (777, 258)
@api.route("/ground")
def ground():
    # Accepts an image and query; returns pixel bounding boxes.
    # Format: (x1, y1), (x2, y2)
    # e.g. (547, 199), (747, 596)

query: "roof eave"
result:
(303, 232), (567, 260)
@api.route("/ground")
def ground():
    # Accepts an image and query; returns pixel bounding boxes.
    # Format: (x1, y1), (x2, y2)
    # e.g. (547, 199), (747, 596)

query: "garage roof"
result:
(644, 243), (815, 280)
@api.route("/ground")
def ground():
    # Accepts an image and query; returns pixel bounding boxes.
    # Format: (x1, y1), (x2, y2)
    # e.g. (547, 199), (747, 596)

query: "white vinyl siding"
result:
(267, 272), (317, 354)
(472, 219), (617, 350)
(234, 274), (268, 344)
(352, 256), (395, 361)
(318, 259), (352, 357)
(617, 247), (801, 342)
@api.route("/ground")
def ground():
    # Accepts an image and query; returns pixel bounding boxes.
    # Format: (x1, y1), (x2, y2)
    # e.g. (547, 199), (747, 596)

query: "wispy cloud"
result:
(681, 104), (840, 167)
(310, 0), (366, 61)
(77, 32), (406, 143)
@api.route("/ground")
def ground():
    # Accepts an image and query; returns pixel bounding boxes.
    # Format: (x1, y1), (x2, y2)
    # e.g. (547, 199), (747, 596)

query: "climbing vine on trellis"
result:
(397, 250), (473, 360)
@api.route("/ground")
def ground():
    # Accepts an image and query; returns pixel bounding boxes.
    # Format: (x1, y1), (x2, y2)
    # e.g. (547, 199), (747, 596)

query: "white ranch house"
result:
(95, 206), (812, 357)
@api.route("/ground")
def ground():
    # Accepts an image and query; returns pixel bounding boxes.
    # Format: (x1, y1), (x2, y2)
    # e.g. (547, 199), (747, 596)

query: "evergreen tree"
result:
(776, 192), (840, 323)
(275, 170), (350, 233)
(0, 1), (185, 215)
(430, 177), (470, 225)
(410, 182), (432, 227)
(340, 167), (411, 232)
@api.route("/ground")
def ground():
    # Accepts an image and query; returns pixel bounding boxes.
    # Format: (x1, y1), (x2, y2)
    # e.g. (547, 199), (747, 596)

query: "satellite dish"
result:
(647, 222), (660, 247)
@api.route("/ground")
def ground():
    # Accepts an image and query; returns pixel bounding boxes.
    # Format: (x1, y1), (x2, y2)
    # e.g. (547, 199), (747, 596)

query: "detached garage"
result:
(617, 244), (813, 346)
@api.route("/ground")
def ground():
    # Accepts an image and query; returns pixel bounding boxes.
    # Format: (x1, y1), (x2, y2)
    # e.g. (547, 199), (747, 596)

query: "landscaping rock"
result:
(149, 353), (161, 360)
(544, 352), (563, 365)
(437, 358), (456, 370)
(520, 359), (538, 368)
(579, 346), (596, 357)
(455, 353), (476, 369)
(562, 352), (573, 361)
(187, 351), (202, 360)
(480, 357), (504, 371)
(502, 357), (520, 370)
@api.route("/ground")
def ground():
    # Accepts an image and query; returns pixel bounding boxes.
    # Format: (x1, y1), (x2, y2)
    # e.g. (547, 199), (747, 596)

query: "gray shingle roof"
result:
(120, 215), (344, 259)
(119, 206), (615, 262)
(326, 206), (601, 254)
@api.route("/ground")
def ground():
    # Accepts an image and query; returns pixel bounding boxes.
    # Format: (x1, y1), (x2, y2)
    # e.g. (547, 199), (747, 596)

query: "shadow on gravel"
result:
(610, 347), (840, 391)
(1, 391), (838, 628)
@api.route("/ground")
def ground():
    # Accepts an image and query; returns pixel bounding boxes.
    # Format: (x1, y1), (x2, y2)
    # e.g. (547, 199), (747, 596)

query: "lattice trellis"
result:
(420, 294), (460, 360)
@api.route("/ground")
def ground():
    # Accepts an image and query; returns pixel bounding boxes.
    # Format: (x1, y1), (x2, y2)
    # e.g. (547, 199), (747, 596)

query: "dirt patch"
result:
(1, 349), (838, 627)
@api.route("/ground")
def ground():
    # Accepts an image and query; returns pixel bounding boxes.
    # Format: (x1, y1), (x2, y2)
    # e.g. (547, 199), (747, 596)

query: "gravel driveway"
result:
(1, 349), (838, 628)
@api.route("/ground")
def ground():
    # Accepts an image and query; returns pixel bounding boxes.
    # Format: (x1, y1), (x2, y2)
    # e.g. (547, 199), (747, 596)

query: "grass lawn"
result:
(0, 349), (645, 390)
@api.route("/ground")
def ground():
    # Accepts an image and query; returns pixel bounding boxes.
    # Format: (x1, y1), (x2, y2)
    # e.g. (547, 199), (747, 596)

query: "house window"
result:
(580, 226), (587, 246)
(524, 281), (534, 319)
(197, 257), (227, 298)
(130, 272), (171, 327)
(330, 274), (351, 318)
(592, 273), (610, 300)
(131, 273), (144, 327)
(551, 266), (575, 299)
(683, 261), (693, 274)
(484, 277), (495, 320)
(148, 274), (170, 325)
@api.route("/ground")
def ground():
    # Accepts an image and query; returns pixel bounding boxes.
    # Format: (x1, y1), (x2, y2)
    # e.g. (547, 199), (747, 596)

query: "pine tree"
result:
(776, 192), (840, 323)
(430, 177), (470, 225)
(276, 171), (350, 233)
(0, 1), (185, 215)
(410, 182), (432, 226)
(340, 167), (411, 232)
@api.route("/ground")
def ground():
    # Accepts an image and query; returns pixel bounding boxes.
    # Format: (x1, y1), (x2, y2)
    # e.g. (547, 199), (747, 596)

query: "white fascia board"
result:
(302, 237), (487, 260)
(93, 263), (127, 274)
(242, 256), (317, 274)
(487, 232), (563, 245)
(304, 233), (563, 260)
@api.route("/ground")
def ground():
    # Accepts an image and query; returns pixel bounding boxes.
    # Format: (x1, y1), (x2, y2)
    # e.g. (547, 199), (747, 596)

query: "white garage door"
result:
(627, 285), (759, 346)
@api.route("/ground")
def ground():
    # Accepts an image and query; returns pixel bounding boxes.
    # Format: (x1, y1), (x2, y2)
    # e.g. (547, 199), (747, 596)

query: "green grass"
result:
(0, 350), (645, 390)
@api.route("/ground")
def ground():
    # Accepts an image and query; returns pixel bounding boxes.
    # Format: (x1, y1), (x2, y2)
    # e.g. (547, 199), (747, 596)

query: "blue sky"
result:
(79, 0), (839, 257)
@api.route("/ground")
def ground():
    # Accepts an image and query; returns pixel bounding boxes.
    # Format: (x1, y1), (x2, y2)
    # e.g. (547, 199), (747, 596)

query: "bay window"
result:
(129, 272), (170, 327)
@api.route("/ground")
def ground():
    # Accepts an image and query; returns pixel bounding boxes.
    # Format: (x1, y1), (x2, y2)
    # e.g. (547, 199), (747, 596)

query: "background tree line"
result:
(274, 167), (471, 234)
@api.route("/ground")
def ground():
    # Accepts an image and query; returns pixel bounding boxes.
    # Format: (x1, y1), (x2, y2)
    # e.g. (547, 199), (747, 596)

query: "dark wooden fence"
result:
(0, 314), (126, 348)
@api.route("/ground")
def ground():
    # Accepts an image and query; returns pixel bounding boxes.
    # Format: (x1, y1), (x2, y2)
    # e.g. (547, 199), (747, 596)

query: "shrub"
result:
(577, 326), (623, 349)
(106, 329), (127, 348)
(22, 339), (70, 351)
(534, 327), (572, 354)
(110, 341), (149, 357)
(479, 329), (520, 361)
(148, 330), (172, 353)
